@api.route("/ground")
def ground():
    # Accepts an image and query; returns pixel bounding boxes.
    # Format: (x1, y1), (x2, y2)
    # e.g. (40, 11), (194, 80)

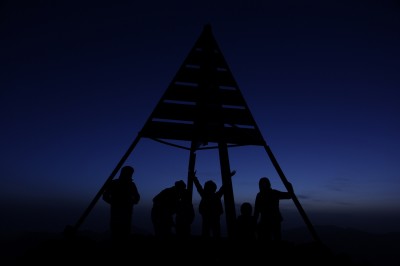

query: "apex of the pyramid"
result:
(203, 23), (212, 32)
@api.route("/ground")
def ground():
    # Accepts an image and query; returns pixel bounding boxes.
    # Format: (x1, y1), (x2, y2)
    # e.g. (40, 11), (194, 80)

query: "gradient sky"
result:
(1, 0), (399, 237)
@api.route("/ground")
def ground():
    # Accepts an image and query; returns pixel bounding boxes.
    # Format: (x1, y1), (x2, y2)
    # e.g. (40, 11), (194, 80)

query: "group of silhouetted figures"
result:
(29, 167), (355, 265)
(102, 165), (294, 243)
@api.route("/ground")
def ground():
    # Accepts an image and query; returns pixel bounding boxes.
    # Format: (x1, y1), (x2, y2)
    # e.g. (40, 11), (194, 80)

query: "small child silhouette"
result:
(236, 202), (257, 241)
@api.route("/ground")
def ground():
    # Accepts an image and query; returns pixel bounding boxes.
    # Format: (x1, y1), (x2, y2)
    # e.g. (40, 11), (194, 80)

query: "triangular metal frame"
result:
(68, 24), (321, 243)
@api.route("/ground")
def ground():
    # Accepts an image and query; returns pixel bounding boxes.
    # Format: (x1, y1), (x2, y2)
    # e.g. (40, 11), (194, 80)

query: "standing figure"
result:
(192, 170), (236, 238)
(175, 189), (195, 239)
(151, 180), (187, 238)
(235, 202), (257, 241)
(102, 166), (140, 241)
(254, 177), (293, 242)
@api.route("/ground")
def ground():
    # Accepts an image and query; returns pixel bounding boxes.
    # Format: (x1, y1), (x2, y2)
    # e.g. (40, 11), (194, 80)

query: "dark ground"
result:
(2, 225), (399, 266)
(2, 233), (365, 266)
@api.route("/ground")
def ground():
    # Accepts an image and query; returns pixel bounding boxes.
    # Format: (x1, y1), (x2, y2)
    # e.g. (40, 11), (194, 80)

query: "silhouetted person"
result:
(175, 189), (195, 239)
(102, 166), (140, 241)
(151, 180), (187, 238)
(235, 202), (257, 241)
(192, 170), (236, 238)
(254, 177), (293, 242)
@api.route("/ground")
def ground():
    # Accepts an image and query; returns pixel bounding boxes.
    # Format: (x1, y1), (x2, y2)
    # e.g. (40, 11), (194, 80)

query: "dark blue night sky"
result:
(1, 0), (399, 236)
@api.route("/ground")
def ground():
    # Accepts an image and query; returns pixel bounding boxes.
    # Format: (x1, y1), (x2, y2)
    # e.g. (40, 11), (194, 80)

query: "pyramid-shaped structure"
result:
(68, 24), (321, 243)
(140, 24), (265, 148)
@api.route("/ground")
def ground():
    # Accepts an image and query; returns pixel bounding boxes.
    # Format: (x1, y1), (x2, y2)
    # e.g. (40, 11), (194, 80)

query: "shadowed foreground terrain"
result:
(1, 231), (388, 266)
(10, 236), (344, 265)
(1, 225), (399, 266)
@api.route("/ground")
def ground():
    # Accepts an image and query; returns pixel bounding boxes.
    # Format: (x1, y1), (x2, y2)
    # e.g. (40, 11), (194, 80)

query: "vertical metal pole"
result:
(218, 141), (236, 238)
(186, 142), (197, 201)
